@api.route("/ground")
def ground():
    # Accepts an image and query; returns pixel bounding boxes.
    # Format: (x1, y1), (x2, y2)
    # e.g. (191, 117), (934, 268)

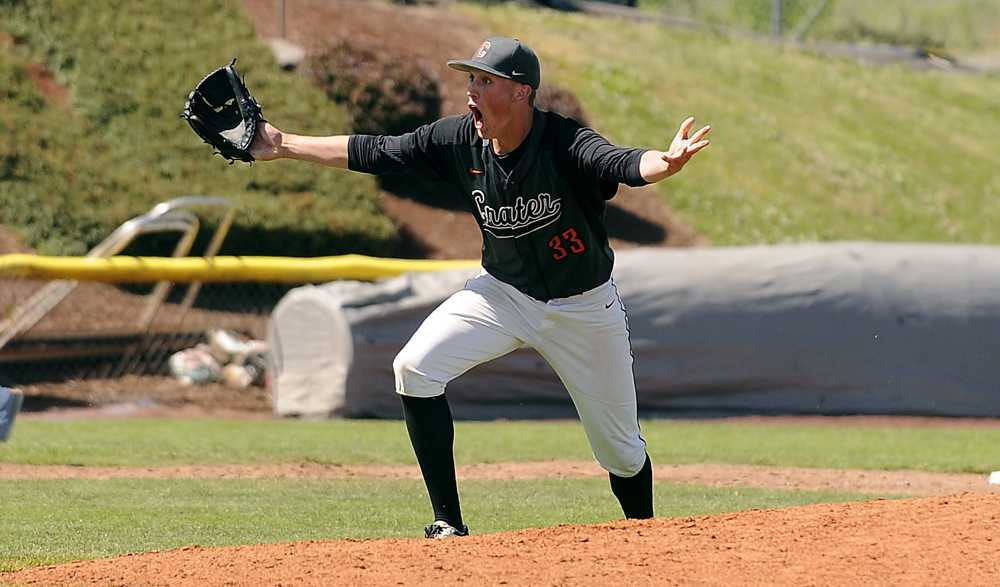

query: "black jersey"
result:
(349, 109), (648, 301)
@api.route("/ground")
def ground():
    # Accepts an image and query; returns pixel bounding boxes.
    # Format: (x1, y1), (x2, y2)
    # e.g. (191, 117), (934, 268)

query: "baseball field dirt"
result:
(5, 489), (998, 585)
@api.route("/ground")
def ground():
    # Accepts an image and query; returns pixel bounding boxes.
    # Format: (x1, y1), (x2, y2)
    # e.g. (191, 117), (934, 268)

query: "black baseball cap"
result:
(447, 36), (540, 89)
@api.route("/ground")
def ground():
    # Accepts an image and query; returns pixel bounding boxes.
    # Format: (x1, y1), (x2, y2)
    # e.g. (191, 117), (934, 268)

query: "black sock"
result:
(609, 453), (653, 519)
(400, 394), (464, 529)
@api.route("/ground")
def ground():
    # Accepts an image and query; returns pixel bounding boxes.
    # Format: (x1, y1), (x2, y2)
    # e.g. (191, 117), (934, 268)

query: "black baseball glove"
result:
(182, 59), (263, 164)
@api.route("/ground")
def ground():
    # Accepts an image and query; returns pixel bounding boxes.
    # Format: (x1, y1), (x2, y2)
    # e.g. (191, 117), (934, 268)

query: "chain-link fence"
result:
(0, 196), (288, 409)
(0, 195), (478, 411)
(0, 275), (286, 392)
(637, 0), (1000, 52)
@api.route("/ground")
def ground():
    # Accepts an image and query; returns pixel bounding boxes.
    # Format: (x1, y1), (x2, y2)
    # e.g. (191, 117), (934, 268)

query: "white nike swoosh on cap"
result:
(511, 70), (525, 75)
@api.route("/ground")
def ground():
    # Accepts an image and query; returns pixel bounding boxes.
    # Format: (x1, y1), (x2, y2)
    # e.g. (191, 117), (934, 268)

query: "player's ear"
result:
(515, 84), (531, 103)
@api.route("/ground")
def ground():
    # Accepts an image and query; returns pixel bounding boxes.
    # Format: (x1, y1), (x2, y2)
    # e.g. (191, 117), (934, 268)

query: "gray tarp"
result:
(267, 243), (1000, 418)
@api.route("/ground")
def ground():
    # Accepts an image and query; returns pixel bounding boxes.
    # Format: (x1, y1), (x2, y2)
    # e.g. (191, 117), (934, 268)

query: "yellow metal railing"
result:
(0, 254), (480, 283)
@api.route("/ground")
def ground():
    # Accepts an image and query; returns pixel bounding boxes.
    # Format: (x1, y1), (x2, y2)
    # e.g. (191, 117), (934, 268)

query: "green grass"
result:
(463, 3), (1000, 246)
(638, 0), (1000, 52)
(0, 0), (398, 257)
(3, 419), (997, 473)
(0, 477), (872, 571)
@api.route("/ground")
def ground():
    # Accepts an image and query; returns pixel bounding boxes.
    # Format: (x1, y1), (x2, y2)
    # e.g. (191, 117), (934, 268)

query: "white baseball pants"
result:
(393, 270), (647, 478)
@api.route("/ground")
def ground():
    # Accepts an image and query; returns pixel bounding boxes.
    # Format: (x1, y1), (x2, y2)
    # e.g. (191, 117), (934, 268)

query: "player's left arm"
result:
(638, 116), (711, 184)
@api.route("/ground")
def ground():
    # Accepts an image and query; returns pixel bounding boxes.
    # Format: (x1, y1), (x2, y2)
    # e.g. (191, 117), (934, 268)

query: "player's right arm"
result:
(251, 118), (463, 180)
(250, 122), (350, 168)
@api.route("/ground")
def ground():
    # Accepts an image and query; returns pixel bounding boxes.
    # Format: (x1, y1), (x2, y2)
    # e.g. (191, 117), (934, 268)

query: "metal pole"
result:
(791, 0), (830, 42)
(277, 0), (286, 39)
(771, 0), (783, 39)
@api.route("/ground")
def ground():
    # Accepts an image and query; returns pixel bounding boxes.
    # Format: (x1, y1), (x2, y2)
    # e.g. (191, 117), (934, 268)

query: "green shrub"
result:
(535, 84), (590, 126)
(308, 39), (442, 135)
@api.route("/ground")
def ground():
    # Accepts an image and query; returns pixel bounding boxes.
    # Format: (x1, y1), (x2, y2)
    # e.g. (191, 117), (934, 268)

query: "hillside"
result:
(3, 0), (1000, 258)
(0, 0), (396, 258)
(461, 1), (1000, 245)
(238, 0), (703, 257)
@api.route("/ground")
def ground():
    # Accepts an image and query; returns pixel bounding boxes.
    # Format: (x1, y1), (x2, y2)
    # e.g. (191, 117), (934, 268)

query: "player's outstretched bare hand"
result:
(250, 121), (284, 161)
(639, 116), (711, 183)
(662, 116), (710, 173)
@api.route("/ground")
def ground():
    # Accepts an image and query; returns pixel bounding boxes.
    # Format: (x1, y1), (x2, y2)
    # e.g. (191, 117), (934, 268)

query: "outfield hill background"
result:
(2, 0), (1000, 258)
(1, 0), (396, 258)
(640, 0), (1000, 54)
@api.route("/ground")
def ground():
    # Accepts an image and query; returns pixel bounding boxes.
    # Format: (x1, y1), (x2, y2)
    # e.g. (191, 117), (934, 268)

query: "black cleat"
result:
(424, 520), (469, 539)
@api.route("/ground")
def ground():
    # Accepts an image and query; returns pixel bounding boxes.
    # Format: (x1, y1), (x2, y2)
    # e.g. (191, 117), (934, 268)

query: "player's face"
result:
(466, 71), (523, 140)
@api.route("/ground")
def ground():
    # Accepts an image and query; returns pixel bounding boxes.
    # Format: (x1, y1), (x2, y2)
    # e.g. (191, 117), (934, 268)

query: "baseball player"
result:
(251, 36), (710, 539)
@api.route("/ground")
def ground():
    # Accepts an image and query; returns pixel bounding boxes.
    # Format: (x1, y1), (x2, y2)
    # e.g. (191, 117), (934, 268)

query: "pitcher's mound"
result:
(7, 492), (998, 586)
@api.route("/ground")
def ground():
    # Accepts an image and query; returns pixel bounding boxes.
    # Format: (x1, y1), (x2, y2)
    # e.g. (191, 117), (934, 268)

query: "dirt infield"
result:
(6, 492), (999, 586)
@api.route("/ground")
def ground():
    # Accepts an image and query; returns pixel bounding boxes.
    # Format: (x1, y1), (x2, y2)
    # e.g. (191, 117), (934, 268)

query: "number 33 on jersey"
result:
(548, 228), (586, 261)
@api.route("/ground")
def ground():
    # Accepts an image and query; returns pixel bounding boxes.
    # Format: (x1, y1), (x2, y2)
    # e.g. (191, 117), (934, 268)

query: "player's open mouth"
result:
(469, 105), (484, 130)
